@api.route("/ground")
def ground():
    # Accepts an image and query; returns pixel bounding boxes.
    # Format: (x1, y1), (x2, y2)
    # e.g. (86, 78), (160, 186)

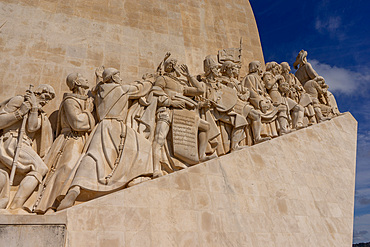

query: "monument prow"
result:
(1, 113), (356, 246)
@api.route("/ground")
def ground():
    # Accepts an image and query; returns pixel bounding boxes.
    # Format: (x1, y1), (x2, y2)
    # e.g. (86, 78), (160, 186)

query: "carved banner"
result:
(172, 109), (199, 165)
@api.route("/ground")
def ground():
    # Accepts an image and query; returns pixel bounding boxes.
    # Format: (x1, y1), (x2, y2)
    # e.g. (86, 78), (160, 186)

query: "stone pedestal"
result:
(0, 113), (356, 247)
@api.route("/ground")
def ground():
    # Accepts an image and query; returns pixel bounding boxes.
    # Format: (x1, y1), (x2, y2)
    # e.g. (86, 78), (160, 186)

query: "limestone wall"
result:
(0, 0), (263, 113)
(57, 113), (356, 247)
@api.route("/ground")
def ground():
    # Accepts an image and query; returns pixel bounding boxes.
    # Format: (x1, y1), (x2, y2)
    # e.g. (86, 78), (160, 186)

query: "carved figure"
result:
(151, 55), (212, 178)
(57, 68), (153, 211)
(293, 50), (340, 116)
(0, 85), (55, 210)
(280, 62), (317, 125)
(219, 61), (270, 144)
(30, 73), (95, 214)
(242, 61), (279, 138)
(303, 76), (331, 123)
(264, 62), (304, 132)
(200, 56), (248, 155)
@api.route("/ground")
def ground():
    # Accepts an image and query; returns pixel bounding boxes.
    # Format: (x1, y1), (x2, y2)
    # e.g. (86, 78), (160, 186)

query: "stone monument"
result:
(0, 0), (356, 247)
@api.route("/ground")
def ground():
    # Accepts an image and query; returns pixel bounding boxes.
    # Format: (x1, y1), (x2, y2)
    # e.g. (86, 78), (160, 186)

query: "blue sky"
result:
(249, 0), (370, 244)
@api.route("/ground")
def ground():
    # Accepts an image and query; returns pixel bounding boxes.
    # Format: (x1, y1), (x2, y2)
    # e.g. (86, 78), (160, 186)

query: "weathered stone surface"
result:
(0, 224), (66, 247)
(0, 0), (264, 114)
(41, 113), (356, 247)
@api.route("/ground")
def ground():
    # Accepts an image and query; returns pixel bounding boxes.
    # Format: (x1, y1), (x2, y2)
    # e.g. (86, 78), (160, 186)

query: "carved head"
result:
(280, 62), (291, 73)
(163, 58), (177, 73)
(279, 81), (290, 94)
(262, 71), (274, 84)
(265, 62), (281, 76)
(220, 61), (237, 78)
(34, 84), (55, 107)
(203, 55), (220, 78)
(259, 99), (271, 113)
(248, 61), (262, 75)
(293, 50), (308, 69)
(66, 73), (89, 91)
(102, 68), (121, 84)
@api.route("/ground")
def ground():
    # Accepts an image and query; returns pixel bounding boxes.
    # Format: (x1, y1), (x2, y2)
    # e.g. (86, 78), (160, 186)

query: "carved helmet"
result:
(248, 61), (261, 74)
(203, 55), (220, 76)
(280, 62), (291, 72)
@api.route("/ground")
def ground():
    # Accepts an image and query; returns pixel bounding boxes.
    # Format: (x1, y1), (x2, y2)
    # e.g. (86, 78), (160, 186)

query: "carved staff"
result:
(9, 85), (33, 186)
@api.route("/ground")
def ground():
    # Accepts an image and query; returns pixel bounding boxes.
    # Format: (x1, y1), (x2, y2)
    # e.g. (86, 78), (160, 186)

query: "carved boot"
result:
(230, 127), (247, 151)
(252, 121), (271, 144)
(291, 105), (305, 130)
(278, 116), (292, 135)
(9, 176), (39, 210)
(314, 107), (331, 123)
(57, 186), (80, 211)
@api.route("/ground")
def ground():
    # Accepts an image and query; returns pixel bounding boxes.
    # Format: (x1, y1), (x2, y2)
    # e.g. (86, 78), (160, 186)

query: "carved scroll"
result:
(172, 109), (199, 165)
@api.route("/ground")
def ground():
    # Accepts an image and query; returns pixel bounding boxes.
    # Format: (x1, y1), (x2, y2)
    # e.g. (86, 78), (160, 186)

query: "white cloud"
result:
(315, 16), (341, 33)
(309, 59), (370, 95)
(315, 16), (345, 40)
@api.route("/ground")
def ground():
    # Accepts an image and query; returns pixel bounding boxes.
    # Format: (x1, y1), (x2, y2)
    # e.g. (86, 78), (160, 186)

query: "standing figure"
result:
(242, 61), (279, 138)
(219, 61), (270, 144)
(280, 62), (317, 125)
(57, 68), (153, 211)
(31, 73), (95, 214)
(0, 85), (55, 210)
(151, 55), (213, 178)
(264, 62), (304, 133)
(201, 56), (248, 155)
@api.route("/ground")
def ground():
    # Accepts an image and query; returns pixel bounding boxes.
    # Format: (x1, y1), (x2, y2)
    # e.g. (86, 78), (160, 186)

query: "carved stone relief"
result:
(0, 48), (341, 214)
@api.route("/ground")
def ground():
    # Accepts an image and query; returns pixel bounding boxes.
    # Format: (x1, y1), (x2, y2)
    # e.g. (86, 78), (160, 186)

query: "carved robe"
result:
(31, 93), (95, 213)
(68, 81), (153, 201)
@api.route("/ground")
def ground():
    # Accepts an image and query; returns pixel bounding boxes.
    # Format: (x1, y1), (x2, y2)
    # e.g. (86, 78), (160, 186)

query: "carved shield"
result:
(211, 85), (238, 112)
(172, 109), (200, 165)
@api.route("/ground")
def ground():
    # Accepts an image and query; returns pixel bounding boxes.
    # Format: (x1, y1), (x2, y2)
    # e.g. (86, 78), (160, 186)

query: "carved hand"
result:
(179, 64), (191, 77)
(95, 66), (105, 79)
(18, 101), (32, 116)
(171, 100), (186, 109)
(164, 52), (171, 61)
(86, 97), (95, 112)
(198, 99), (211, 108)
(25, 90), (37, 108)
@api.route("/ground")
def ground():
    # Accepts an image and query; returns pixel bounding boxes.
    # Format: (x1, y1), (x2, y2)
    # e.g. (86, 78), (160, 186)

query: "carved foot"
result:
(231, 145), (248, 152)
(199, 153), (218, 162)
(254, 136), (271, 144)
(318, 117), (331, 123)
(152, 170), (163, 179)
(45, 208), (56, 215)
(280, 129), (293, 136)
(294, 123), (305, 130)
(127, 177), (151, 187)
